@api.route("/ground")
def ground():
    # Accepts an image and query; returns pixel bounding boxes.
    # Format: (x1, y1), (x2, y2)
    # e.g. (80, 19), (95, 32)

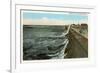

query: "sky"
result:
(23, 11), (88, 25)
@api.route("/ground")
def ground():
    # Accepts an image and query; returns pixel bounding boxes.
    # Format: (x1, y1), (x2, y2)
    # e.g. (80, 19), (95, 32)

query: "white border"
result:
(11, 1), (95, 73)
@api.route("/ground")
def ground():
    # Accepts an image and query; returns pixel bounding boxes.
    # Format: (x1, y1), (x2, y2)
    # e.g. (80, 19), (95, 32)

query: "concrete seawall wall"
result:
(65, 28), (88, 58)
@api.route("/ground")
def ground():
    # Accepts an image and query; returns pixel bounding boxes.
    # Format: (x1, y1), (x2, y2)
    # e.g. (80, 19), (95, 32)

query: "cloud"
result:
(42, 17), (48, 20)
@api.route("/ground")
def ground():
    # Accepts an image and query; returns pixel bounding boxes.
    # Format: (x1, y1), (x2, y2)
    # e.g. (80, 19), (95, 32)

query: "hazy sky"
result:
(23, 11), (88, 25)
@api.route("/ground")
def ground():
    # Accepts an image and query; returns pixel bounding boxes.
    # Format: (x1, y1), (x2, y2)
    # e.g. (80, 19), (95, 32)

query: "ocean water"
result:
(23, 25), (68, 60)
